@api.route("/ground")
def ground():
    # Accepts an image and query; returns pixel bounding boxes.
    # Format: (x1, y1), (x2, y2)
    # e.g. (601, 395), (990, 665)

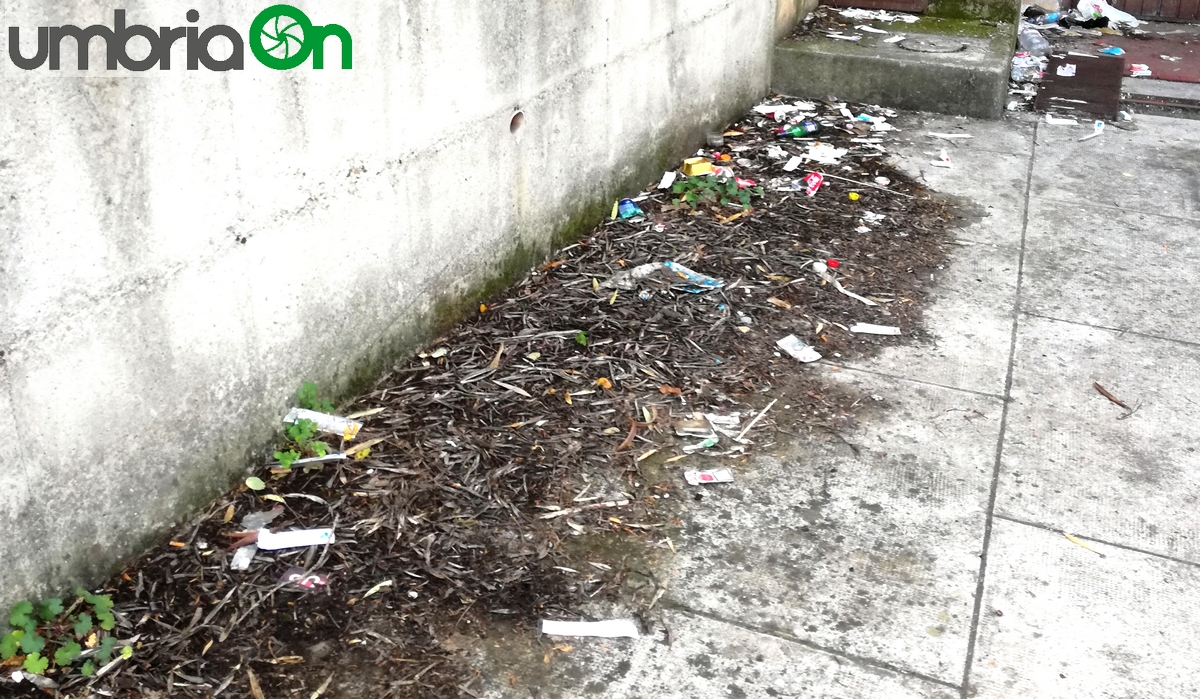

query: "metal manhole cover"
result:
(898, 37), (967, 53)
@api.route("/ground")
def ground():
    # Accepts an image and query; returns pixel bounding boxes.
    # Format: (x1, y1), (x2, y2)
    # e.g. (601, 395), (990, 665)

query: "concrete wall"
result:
(0, 0), (794, 611)
(775, 0), (820, 41)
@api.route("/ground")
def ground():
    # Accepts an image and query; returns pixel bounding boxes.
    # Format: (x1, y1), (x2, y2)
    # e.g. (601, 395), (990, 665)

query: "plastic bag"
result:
(1075, 0), (1140, 27)
(1011, 53), (1047, 82)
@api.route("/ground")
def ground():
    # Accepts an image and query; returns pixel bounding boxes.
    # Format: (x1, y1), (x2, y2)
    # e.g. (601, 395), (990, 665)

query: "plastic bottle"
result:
(1018, 25), (1049, 57)
(775, 120), (820, 138)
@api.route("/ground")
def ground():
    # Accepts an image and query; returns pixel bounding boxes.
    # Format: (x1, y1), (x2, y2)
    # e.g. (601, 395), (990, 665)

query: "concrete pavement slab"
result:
(485, 609), (959, 699)
(1022, 197), (1200, 345)
(890, 146), (1030, 249)
(997, 314), (1200, 563)
(840, 240), (1019, 397)
(892, 113), (1037, 157)
(1031, 114), (1200, 221)
(664, 370), (1001, 684)
(968, 518), (1200, 698)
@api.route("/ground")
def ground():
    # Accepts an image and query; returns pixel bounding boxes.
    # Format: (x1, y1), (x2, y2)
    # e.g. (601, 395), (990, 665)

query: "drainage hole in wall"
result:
(510, 111), (525, 134)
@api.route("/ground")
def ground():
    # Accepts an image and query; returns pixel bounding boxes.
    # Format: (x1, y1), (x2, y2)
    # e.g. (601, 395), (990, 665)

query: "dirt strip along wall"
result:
(0, 0), (803, 611)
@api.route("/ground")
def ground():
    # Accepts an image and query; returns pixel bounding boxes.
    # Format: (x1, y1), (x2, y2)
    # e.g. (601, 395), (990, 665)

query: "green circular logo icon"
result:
(250, 4), (314, 70)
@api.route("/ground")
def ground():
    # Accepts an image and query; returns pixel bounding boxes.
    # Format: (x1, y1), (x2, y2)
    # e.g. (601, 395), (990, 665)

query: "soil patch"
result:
(1, 97), (958, 699)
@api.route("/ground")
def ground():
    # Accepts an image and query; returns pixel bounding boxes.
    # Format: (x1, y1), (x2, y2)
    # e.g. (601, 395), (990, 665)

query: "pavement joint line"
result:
(959, 122), (1038, 698)
(664, 601), (963, 692)
(830, 362), (1008, 401)
(1027, 194), (1200, 225)
(1018, 310), (1200, 349)
(992, 513), (1200, 569)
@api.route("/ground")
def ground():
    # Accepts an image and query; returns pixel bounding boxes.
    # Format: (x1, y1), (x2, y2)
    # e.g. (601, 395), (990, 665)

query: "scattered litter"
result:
(928, 132), (972, 141)
(813, 261), (878, 306)
(1129, 63), (1151, 77)
(10, 672), (58, 690)
(674, 417), (716, 438)
(930, 149), (952, 168)
(541, 619), (640, 639)
(1079, 120), (1104, 141)
(776, 120), (820, 138)
(281, 567), (330, 590)
(256, 528), (335, 551)
(242, 506), (284, 530)
(682, 436), (720, 454)
(657, 171), (677, 189)
(850, 323), (901, 335)
(283, 408), (363, 440)
(537, 499), (631, 520)
(883, 35), (905, 43)
(777, 335), (822, 363)
(617, 199), (645, 220)
(230, 545), (257, 571)
(827, 33), (863, 41)
(1045, 115), (1079, 125)
(604, 261), (723, 293)
(735, 399), (777, 442)
(664, 261), (725, 292)
(857, 25), (889, 34)
(1098, 46), (1124, 56)
(1063, 532), (1107, 558)
(682, 157), (714, 176)
(835, 7), (920, 22)
(783, 156), (803, 172)
(1056, 63), (1077, 77)
(803, 143), (848, 165)
(874, 177), (891, 186)
(1161, 55), (1181, 62)
(803, 172), (825, 197)
(1076, 0), (1140, 28)
(684, 469), (735, 485)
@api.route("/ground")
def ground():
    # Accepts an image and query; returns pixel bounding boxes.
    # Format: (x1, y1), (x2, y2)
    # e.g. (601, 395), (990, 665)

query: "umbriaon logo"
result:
(6, 5), (351, 71)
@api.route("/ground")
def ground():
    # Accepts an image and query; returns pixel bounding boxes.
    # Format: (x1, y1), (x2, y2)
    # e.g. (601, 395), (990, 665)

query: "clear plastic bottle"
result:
(1018, 25), (1050, 57)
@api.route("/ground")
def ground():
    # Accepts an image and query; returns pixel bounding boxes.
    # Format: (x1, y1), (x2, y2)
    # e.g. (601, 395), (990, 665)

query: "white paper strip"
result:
(257, 528), (335, 551)
(541, 619), (640, 638)
(850, 323), (902, 336)
(283, 408), (363, 439)
(658, 171), (678, 189)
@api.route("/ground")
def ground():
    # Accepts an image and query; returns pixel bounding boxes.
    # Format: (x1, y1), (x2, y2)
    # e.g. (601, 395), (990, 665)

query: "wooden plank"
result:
(1180, 0), (1200, 19)
(1159, 0), (1181, 17)
(1035, 54), (1123, 120)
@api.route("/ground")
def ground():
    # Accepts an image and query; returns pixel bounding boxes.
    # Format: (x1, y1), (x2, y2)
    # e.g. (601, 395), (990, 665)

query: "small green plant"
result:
(297, 381), (334, 413)
(274, 382), (336, 470)
(671, 175), (763, 208)
(274, 418), (330, 470)
(1, 590), (130, 678)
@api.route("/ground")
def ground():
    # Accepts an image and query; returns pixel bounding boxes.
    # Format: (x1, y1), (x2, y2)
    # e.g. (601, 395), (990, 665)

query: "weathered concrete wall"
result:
(775, 0), (819, 41)
(0, 0), (778, 610)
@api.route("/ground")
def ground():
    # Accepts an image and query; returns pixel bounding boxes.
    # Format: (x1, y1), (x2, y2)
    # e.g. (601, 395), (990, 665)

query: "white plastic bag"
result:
(1076, 0), (1140, 27)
